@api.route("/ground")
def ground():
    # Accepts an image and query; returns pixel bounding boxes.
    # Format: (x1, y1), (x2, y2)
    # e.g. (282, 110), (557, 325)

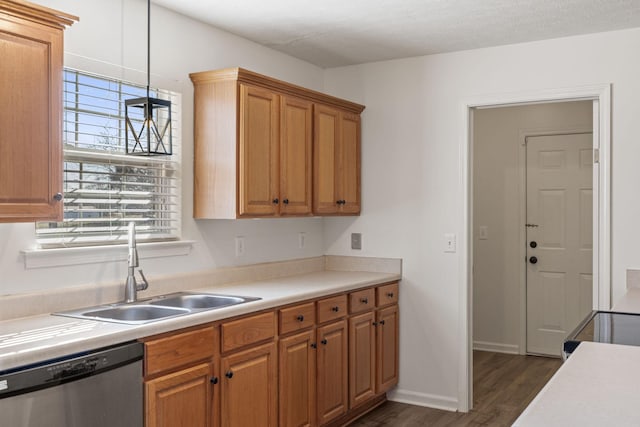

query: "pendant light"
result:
(125, 0), (172, 156)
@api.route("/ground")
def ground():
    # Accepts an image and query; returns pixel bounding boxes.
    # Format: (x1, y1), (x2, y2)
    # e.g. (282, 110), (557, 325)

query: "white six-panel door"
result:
(526, 133), (593, 356)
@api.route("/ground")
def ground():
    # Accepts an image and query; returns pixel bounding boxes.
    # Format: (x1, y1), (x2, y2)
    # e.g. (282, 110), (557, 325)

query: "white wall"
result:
(324, 28), (640, 408)
(472, 102), (592, 354)
(0, 0), (326, 295)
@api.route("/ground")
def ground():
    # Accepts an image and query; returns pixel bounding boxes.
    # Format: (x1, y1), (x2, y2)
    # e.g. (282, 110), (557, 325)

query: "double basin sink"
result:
(54, 292), (261, 325)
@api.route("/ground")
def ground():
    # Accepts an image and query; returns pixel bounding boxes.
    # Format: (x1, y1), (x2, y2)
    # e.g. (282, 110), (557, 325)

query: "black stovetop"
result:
(563, 311), (640, 358)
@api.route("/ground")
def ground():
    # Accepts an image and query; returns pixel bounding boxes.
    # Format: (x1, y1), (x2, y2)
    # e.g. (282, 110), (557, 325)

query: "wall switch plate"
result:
(351, 233), (362, 250)
(298, 232), (306, 249)
(235, 236), (245, 257)
(444, 233), (456, 253)
(479, 226), (489, 240)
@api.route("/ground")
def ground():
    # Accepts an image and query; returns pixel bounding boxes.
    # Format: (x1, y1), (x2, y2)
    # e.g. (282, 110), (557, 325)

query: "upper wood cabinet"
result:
(314, 105), (361, 215)
(0, 1), (77, 222)
(189, 67), (364, 219)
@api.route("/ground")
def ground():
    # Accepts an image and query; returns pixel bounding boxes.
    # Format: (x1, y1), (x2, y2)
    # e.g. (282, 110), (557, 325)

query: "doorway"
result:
(460, 83), (611, 412)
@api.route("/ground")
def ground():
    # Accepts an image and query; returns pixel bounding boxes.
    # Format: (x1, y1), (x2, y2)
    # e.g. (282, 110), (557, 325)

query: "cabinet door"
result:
(338, 112), (361, 214)
(221, 341), (277, 427)
(0, 13), (63, 222)
(313, 104), (340, 214)
(376, 305), (399, 394)
(280, 95), (312, 215)
(279, 330), (316, 427)
(349, 311), (376, 408)
(316, 319), (348, 425)
(238, 84), (279, 216)
(145, 362), (213, 427)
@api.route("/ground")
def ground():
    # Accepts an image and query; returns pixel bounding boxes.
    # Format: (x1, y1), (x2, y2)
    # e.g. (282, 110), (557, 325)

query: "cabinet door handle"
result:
(373, 321), (378, 327)
(379, 320), (386, 326)
(210, 377), (219, 384)
(311, 343), (317, 349)
(225, 371), (233, 379)
(360, 297), (369, 304)
(321, 339), (328, 345)
(283, 199), (289, 205)
(272, 198), (279, 204)
(53, 193), (63, 201)
(296, 315), (304, 322)
(331, 306), (340, 312)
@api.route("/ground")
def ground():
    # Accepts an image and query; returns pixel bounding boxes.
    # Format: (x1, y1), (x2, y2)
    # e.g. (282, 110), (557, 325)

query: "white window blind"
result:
(36, 69), (181, 248)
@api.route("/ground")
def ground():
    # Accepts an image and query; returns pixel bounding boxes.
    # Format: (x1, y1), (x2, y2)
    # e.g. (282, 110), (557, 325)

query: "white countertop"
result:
(514, 341), (640, 426)
(0, 270), (399, 371)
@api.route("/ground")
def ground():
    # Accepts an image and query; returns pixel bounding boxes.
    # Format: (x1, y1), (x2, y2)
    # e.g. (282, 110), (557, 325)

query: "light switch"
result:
(444, 233), (456, 253)
(479, 226), (488, 240)
(351, 233), (362, 250)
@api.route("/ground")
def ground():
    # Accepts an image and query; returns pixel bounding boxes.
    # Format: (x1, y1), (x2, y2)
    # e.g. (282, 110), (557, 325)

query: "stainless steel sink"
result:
(149, 293), (258, 310)
(53, 292), (261, 324)
(80, 305), (190, 324)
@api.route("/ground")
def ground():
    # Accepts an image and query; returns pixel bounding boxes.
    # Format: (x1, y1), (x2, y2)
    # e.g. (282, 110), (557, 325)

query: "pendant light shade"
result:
(125, 0), (172, 156)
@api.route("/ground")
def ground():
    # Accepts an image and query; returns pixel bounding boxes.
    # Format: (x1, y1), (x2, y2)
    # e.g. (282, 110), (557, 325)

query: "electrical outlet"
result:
(444, 233), (456, 253)
(235, 236), (245, 257)
(298, 232), (306, 249)
(351, 233), (362, 250)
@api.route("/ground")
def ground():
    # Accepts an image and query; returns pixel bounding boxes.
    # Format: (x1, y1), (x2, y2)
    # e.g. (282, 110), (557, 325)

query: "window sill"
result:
(22, 240), (195, 269)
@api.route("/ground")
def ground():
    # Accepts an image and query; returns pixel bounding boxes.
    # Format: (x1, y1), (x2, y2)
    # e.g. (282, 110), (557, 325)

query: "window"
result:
(36, 69), (181, 248)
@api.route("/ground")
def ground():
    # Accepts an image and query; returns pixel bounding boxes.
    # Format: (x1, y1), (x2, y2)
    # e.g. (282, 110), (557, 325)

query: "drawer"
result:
(145, 326), (216, 377)
(221, 311), (276, 353)
(377, 282), (399, 307)
(349, 288), (375, 314)
(317, 294), (348, 324)
(280, 302), (315, 335)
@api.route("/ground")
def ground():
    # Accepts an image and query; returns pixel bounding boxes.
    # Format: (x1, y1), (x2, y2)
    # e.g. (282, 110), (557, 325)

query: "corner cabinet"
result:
(0, 1), (77, 222)
(189, 67), (364, 219)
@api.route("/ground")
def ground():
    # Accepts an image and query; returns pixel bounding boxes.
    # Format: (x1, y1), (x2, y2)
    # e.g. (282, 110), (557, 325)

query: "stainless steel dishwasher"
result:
(0, 341), (143, 427)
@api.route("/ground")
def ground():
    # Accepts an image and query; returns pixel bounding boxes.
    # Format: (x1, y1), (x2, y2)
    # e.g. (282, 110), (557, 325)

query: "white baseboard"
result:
(473, 340), (520, 354)
(387, 388), (458, 412)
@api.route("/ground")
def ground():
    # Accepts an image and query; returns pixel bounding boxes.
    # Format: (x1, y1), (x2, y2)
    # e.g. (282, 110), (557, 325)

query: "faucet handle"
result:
(136, 269), (149, 291)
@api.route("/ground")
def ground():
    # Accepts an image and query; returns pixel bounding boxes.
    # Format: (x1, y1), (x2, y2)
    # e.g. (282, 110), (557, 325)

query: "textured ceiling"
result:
(152, 0), (640, 68)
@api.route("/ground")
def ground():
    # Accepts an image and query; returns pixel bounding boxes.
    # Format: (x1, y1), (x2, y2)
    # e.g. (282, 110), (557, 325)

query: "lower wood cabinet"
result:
(348, 311), (376, 409)
(142, 283), (399, 427)
(279, 329), (316, 427)
(221, 341), (278, 427)
(317, 319), (349, 425)
(376, 305), (399, 393)
(145, 362), (214, 427)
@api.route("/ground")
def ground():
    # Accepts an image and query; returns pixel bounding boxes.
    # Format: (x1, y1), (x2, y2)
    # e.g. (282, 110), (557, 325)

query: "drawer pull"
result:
(387, 292), (394, 298)
(321, 339), (328, 345)
(296, 315), (304, 322)
(331, 306), (340, 312)
(360, 297), (369, 304)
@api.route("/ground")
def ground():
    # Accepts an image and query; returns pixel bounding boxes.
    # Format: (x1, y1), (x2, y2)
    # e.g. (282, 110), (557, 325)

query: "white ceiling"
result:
(152, 0), (640, 68)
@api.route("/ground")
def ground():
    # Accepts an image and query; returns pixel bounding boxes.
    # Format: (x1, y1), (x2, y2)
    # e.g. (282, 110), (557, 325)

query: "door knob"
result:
(272, 198), (279, 204)
(530, 241), (537, 248)
(529, 256), (538, 264)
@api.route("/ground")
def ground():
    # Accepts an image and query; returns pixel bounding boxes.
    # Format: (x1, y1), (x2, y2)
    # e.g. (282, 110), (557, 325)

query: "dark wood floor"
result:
(349, 351), (562, 427)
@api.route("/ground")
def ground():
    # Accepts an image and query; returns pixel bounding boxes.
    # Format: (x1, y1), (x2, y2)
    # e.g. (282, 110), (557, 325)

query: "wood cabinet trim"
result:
(189, 67), (365, 114)
(0, 0), (78, 29)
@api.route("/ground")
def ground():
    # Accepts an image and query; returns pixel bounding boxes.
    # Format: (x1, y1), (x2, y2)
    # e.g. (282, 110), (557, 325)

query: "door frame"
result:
(459, 84), (611, 412)
(519, 128), (594, 355)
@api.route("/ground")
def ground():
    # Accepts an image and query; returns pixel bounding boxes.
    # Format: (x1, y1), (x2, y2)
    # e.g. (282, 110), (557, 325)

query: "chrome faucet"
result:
(124, 222), (149, 303)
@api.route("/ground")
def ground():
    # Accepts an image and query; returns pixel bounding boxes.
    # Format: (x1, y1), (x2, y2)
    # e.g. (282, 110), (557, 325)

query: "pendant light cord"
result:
(146, 0), (150, 99)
